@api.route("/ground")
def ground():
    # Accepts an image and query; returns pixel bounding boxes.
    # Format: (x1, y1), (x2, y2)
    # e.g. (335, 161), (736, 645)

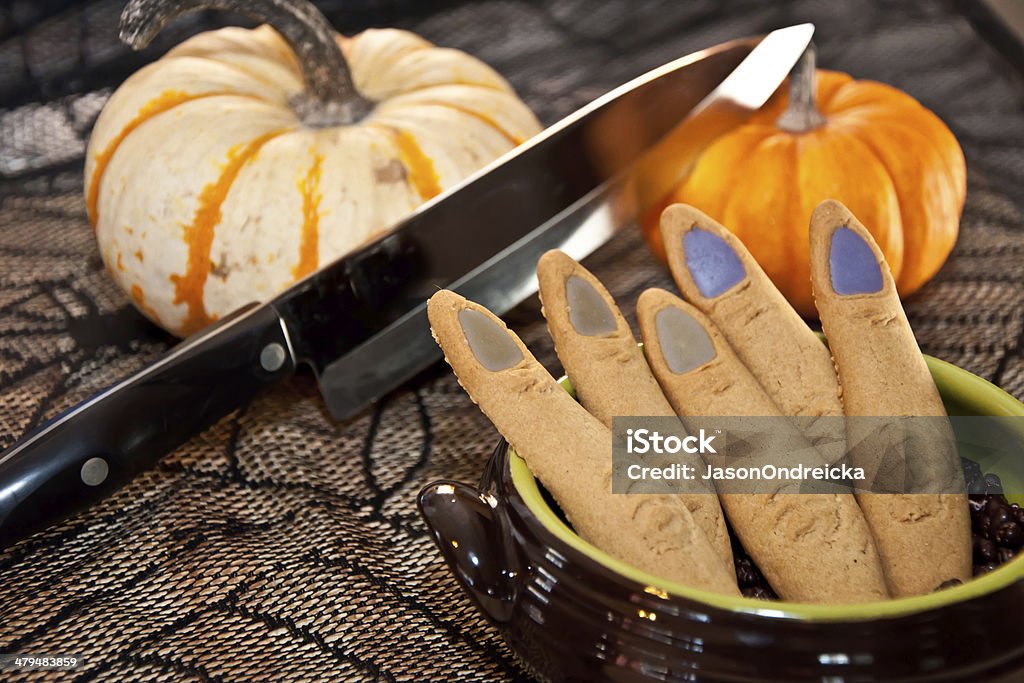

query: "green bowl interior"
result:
(509, 354), (1024, 622)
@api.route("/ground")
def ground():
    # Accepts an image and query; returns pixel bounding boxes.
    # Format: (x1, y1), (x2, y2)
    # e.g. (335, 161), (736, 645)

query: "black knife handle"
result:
(0, 302), (296, 548)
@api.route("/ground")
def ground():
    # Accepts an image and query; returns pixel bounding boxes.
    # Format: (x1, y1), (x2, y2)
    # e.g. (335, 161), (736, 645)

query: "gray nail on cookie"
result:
(655, 305), (717, 374)
(459, 308), (523, 371)
(566, 275), (617, 336)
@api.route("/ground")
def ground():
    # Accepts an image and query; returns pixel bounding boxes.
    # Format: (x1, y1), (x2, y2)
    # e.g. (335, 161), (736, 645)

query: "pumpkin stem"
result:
(119, 0), (373, 126)
(776, 44), (825, 133)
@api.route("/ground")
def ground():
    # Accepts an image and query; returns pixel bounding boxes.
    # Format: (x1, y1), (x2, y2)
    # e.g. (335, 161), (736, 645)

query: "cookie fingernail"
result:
(655, 305), (716, 374)
(829, 226), (883, 295)
(458, 309), (523, 371)
(683, 227), (746, 298)
(565, 275), (617, 336)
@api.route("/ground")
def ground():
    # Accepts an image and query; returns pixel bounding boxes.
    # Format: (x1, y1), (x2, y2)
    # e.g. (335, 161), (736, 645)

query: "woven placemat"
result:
(1, 0), (1023, 680)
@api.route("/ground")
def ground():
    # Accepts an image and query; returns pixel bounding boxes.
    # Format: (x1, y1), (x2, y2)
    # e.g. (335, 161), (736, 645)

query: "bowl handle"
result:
(418, 480), (521, 624)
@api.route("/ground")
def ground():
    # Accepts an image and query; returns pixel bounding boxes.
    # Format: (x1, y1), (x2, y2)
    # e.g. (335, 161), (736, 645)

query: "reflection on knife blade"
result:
(288, 23), (815, 419)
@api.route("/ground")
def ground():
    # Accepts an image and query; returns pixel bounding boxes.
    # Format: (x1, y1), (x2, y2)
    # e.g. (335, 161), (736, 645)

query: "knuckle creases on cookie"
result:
(809, 199), (972, 597)
(536, 250), (734, 569)
(637, 288), (890, 604)
(426, 289), (740, 595)
(659, 204), (844, 446)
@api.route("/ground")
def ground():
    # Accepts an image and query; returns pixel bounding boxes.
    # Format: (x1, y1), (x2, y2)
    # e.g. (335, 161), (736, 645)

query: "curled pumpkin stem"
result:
(120, 0), (374, 126)
(776, 44), (825, 134)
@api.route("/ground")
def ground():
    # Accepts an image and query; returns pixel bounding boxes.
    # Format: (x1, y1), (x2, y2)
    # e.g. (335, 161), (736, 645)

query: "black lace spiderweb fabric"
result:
(1, 1), (1023, 681)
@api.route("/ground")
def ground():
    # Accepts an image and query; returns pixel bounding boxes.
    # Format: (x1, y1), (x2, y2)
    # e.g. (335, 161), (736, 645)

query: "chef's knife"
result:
(0, 24), (813, 548)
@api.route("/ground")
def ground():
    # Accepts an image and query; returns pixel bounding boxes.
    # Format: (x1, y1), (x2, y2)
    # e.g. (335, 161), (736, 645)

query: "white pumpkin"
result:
(87, 0), (541, 336)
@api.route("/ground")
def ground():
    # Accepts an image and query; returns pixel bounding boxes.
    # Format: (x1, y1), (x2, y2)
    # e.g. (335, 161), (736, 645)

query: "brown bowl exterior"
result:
(418, 441), (1024, 682)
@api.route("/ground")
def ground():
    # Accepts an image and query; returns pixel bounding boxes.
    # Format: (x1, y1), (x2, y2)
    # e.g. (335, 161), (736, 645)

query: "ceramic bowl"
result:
(418, 356), (1024, 682)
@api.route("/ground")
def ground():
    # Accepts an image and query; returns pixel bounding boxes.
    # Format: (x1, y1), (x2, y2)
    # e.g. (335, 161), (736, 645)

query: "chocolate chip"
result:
(974, 562), (999, 577)
(995, 522), (1022, 548)
(988, 502), (1013, 529)
(974, 536), (997, 563)
(726, 525), (777, 598)
(962, 458), (985, 494)
(735, 557), (759, 587)
(984, 473), (1004, 495)
(741, 586), (777, 600)
(962, 457), (982, 477)
(976, 509), (993, 537)
(997, 547), (1017, 565)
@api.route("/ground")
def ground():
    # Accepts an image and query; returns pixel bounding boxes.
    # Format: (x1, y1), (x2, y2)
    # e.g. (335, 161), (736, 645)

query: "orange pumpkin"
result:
(641, 49), (966, 316)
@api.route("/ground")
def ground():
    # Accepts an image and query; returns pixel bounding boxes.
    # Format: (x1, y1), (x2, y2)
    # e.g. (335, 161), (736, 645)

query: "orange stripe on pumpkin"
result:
(130, 284), (160, 322)
(87, 89), (236, 229)
(373, 125), (442, 200)
(171, 129), (287, 336)
(422, 101), (523, 146)
(293, 154), (324, 279)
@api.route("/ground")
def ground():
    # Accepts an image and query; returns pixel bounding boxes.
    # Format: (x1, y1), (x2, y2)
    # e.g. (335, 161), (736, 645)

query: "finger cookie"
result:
(537, 250), (677, 424)
(536, 250), (733, 567)
(660, 205), (844, 439)
(809, 199), (971, 596)
(637, 288), (889, 604)
(427, 289), (739, 595)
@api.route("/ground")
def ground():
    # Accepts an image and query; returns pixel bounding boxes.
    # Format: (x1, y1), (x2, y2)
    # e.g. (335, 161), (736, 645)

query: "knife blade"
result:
(0, 24), (812, 548)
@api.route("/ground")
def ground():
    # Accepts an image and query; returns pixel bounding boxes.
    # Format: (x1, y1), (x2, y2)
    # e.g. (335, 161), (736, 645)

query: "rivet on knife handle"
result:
(0, 302), (294, 548)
